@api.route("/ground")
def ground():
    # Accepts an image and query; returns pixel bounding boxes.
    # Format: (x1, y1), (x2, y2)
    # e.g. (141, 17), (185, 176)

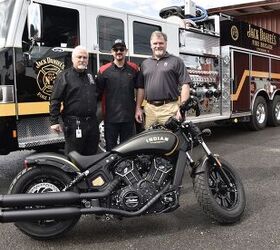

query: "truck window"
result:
(133, 22), (161, 55)
(40, 4), (79, 48)
(98, 16), (124, 52)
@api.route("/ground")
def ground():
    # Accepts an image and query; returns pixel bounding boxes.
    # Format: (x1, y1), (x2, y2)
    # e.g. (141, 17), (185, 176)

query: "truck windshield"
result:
(0, 0), (16, 48)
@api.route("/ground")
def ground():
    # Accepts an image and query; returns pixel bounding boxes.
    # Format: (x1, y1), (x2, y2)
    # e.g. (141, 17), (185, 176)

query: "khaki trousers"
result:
(144, 101), (179, 129)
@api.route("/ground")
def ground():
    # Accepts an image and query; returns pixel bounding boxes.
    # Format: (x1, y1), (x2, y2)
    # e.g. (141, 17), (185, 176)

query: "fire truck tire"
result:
(268, 95), (280, 126)
(249, 96), (267, 131)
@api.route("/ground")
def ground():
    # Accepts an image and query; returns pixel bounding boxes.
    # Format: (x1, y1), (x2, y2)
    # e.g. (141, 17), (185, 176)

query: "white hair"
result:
(72, 45), (88, 60)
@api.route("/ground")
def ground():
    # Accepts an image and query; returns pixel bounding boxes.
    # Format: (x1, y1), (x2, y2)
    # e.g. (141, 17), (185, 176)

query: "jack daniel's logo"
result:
(35, 57), (65, 100)
(146, 136), (169, 144)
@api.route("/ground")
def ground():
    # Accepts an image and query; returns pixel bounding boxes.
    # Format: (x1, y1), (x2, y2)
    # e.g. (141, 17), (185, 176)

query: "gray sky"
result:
(93, 0), (263, 17)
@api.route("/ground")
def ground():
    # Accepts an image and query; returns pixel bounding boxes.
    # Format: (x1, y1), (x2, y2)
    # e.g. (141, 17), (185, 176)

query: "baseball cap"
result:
(112, 39), (126, 48)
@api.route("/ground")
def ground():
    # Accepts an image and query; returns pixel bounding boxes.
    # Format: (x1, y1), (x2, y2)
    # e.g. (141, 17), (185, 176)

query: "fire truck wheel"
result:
(249, 96), (267, 131)
(268, 95), (280, 127)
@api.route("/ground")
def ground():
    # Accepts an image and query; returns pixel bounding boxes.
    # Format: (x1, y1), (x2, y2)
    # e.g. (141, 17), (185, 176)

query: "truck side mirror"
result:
(27, 3), (42, 41)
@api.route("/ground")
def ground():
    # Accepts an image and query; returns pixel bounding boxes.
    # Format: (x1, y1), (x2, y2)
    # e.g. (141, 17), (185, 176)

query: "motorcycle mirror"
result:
(201, 128), (211, 136)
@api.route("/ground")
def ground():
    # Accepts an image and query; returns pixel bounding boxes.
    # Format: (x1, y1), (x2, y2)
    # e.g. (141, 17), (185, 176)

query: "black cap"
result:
(112, 39), (126, 49)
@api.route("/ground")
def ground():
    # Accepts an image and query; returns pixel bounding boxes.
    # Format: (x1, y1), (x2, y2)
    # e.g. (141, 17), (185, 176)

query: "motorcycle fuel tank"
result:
(113, 129), (179, 156)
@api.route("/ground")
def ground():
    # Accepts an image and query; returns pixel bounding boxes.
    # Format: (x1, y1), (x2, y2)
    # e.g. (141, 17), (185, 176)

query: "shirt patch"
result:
(87, 73), (95, 85)
(164, 62), (168, 67)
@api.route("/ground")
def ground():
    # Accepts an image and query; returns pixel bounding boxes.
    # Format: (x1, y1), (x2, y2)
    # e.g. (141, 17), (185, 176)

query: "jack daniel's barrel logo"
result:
(35, 57), (65, 100)
(231, 25), (239, 41)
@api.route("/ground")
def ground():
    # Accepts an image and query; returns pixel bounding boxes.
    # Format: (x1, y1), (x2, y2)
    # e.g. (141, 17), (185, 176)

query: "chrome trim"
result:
(0, 85), (14, 103)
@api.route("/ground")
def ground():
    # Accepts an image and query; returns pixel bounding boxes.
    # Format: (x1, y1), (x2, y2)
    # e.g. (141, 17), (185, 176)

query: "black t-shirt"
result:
(97, 61), (139, 123)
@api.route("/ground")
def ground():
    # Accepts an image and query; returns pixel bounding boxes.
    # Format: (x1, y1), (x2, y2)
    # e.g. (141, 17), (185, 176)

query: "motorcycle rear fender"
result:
(25, 152), (81, 173)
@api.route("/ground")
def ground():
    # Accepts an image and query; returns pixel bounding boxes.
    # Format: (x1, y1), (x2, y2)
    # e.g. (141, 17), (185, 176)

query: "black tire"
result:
(268, 95), (280, 126)
(249, 96), (267, 130)
(8, 166), (81, 240)
(193, 158), (246, 224)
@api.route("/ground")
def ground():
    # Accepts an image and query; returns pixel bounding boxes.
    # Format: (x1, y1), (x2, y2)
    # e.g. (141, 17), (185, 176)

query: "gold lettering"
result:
(252, 40), (259, 47)
(247, 25), (259, 40)
(260, 29), (277, 45)
(37, 92), (48, 100)
(35, 59), (47, 69)
(36, 58), (65, 70)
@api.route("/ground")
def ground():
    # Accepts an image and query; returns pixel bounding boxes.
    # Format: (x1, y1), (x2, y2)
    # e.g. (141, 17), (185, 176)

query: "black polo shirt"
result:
(137, 52), (191, 101)
(97, 61), (139, 123)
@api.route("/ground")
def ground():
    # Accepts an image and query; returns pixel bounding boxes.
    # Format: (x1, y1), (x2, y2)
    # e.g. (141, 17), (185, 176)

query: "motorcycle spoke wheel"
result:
(193, 158), (246, 224)
(8, 166), (81, 240)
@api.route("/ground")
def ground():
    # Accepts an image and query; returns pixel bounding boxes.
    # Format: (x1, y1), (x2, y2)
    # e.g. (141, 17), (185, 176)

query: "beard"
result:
(77, 64), (87, 70)
(154, 49), (165, 58)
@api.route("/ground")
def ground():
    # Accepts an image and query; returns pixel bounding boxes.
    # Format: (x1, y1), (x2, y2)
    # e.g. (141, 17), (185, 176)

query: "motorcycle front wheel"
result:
(193, 158), (246, 224)
(9, 166), (81, 240)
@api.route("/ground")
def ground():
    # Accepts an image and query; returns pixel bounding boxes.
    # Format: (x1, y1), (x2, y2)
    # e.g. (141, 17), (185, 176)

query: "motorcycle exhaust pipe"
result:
(0, 178), (120, 208)
(0, 207), (80, 223)
(0, 192), (80, 207)
(0, 183), (170, 222)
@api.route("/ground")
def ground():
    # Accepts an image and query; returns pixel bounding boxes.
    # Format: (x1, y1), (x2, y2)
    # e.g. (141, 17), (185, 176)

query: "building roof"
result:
(208, 0), (280, 16)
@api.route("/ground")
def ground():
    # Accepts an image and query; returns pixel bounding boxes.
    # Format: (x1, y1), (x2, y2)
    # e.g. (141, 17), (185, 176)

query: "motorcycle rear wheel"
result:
(193, 158), (246, 224)
(9, 166), (81, 240)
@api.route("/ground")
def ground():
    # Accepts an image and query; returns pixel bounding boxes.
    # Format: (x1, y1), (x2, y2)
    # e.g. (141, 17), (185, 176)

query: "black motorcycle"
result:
(0, 97), (246, 239)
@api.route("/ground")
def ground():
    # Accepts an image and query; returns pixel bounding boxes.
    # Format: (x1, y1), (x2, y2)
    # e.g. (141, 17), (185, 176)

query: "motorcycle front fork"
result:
(186, 139), (232, 187)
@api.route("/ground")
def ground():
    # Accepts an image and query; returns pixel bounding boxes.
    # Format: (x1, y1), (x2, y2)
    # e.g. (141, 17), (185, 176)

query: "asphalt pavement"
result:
(0, 124), (280, 250)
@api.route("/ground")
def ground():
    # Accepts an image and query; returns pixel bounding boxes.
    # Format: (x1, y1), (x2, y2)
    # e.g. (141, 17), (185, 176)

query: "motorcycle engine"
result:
(113, 155), (173, 211)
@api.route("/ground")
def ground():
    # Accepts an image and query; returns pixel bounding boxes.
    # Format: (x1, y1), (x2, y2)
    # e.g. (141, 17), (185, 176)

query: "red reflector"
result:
(24, 160), (29, 169)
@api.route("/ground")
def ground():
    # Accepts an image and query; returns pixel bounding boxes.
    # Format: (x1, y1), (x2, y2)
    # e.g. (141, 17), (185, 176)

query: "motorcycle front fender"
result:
(193, 155), (226, 176)
(25, 152), (81, 173)
(193, 156), (208, 175)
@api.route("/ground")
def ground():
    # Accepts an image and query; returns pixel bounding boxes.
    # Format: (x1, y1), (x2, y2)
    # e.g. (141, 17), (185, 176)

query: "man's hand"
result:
(135, 107), (143, 123)
(175, 109), (182, 121)
(51, 124), (63, 133)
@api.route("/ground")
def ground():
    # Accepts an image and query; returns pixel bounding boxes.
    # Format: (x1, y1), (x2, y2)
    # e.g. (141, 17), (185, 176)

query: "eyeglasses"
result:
(113, 47), (125, 52)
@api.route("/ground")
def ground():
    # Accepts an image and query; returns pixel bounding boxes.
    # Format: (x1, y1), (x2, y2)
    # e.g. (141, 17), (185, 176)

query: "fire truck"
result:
(1, 0), (280, 155)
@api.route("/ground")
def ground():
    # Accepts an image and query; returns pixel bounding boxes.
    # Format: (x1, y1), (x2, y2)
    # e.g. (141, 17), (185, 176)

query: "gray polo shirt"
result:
(137, 52), (191, 101)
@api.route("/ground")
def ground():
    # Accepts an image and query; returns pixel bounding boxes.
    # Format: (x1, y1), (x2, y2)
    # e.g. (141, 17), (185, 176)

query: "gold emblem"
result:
(231, 25), (239, 41)
(35, 57), (65, 100)
(92, 176), (105, 187)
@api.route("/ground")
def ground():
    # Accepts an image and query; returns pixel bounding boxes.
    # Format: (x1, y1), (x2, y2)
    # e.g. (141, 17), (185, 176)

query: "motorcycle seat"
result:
(68, 151), (110, 171)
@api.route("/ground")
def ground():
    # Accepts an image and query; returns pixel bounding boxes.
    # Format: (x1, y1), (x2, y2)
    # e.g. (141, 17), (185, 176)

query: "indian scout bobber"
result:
(0, 97), (246, 239)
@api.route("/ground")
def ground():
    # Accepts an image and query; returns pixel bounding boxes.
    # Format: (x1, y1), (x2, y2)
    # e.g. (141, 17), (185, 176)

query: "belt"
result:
(63, 115), (95, 121)
(147, 99), (177, 107)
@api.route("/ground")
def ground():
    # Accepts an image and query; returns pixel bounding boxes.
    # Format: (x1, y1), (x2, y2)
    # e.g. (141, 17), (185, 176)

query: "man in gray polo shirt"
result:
(135, 31), (191, 128)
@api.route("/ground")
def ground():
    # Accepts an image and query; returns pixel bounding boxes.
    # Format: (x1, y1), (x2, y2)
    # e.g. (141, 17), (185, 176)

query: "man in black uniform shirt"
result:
(50, 45), (99, 155)
(96, 39), (139, 151)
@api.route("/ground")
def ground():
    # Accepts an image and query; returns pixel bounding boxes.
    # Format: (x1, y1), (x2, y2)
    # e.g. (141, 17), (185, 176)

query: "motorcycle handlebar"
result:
(179, 96), (200, 120)
(163, 96), (201, 131)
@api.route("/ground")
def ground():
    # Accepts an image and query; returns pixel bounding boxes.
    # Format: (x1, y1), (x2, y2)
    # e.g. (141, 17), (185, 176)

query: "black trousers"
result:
(63, 117), (99, 155)
(104, 121), (135, 151)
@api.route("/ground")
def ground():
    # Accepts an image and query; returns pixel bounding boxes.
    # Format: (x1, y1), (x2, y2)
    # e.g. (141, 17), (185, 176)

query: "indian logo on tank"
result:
(146, 136), (169, 144)
(35, 57), (65, 100)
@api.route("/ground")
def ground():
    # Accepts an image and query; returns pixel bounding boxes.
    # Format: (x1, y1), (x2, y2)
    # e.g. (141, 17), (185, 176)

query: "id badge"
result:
(76, 128), (82, 138)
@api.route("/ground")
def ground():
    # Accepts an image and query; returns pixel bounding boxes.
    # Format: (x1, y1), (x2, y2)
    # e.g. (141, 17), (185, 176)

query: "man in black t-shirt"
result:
(96, 40), (139, 151)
